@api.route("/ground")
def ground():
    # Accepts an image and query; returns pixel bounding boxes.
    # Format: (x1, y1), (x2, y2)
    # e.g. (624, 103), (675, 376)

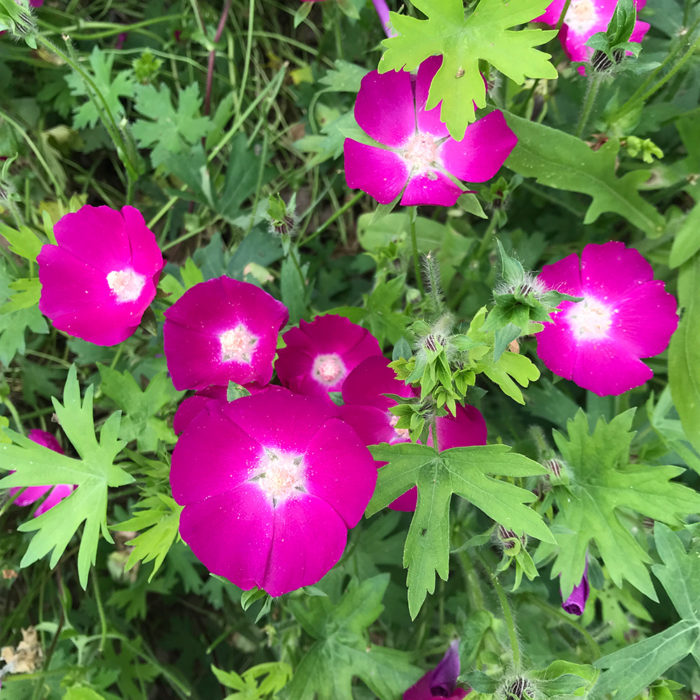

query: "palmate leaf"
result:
(378, 0), (557, 139)
(549, 410), (700, 600)
(591, 524), (700, 700)
(367, 443), (553, 618)
(286, 574), (421, 700)
(504, 113), (665, 237)
(0, 366), (132, 588)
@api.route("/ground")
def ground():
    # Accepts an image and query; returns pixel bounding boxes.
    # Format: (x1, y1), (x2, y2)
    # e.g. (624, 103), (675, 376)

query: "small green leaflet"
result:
(0, 305), (48, 366)
(504, 112), (665, 237)
(115, 494), (183, 580)
(367, 443), (552, 618)
(669, 253), (700, 454)
(0, 366), (132, 588)
(132, 83), (211, 166)
(547, 410), (700, 600)
(286, 574), (421, 700)
(591, 524), (700, 700)
(378, 0), (557, 139)
(212, 662), (292, 699)
(98, 365), (183, 452)
(65, 46), (135, 129)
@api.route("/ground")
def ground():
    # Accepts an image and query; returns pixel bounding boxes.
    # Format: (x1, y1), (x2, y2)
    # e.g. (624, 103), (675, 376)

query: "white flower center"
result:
(400, 132), (440, 175)
(220, 324), (258, 364)
(565, 0), (598, 35)
(567, 297), (613, 340)
(106, 268), (146, 303)
(312, 353), (346, 386)
(389, 414), (410, 441)
(252, 448), (306, 506)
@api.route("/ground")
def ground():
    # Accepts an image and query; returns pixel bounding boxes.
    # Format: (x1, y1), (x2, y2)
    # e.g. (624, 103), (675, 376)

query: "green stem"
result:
(238, 0), (256, 109)
(409, 206), (424, 295)
(3, 397), (24, 434)
(92, 571), (108, 654)
(476, 212), (500, 260)
(575, 73), (603, 139)
(477, 553), (521, 672)
(298, 191), (362, 246)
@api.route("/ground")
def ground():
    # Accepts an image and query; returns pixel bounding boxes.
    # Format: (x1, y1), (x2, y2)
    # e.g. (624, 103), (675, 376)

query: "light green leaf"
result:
(132, 83), (211, 166)
(504, 112), (665, 237)
(0, 221), (43, 261)
(286, 575), (420, 699)
(65, 46), (134, 129)
(368, 442), (551, 617)
(0, 305), (48, 366)
(548, 410), (700, 599)
(0, 366), (131, 588)
(98, 365), (182, 452)
(378, 0), (557, 139)
(668, 253), (700, 454)
(592, 524), (700, 700)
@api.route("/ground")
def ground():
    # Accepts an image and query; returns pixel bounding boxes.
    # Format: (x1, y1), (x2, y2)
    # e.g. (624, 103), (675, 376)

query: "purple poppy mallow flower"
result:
(37, 205), (164, 346)
(8, 429), (75, 517)
(535, 0), (649, 73)
(404, 641), (470, 700)
(536, 242), (678, 397)
(343, 56), (517, 207)
(340, 356), (487, 512)
(275, 314), (383, 404)
(170, 386), (377, 596)
(562, 567), (590, 615)
(163, 277), (289, 392)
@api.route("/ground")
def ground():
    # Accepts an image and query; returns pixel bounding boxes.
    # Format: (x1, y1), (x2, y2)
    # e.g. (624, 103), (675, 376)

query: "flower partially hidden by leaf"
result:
(403, 640), (470, 699)
(8, 429), (75, 516)
(535, 0), (648, 74)
(536, 242), (678, 396)
(275, 314), (383, 405)
(344, 57), (517, 207)
(163, 277), (289, 391)
(37, 205), (164, 346)
(170, 387), (377, 596)
(339, 355), (487, 511)
(562, 565), (590, 616)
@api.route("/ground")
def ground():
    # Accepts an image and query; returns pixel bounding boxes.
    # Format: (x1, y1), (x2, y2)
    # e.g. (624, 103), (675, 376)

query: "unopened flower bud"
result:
(504, 677), (535, 699)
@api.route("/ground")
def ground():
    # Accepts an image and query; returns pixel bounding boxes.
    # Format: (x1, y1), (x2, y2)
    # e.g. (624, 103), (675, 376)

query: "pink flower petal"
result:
(120, 205), (165, 280)
(354, 69), (416, 148)
(611, 281), (678, 357)
(532, 0), (566, 25)
(34, 485), (75, 516)
(304, 418), (378, 527)
(539, 252), (583, 296)
(573, 337), (653, 396)
(27, 429), (63, 453)
(179, 484), (273, 590)
(390, 488), (417, 512)
(170, 402), (261, 505)
(337, 404), (398, 445)
(400, 170), (464, 206)
(344, 139), (409, 205)
(225, 387), (332, 454)
(580, 242), (653, 300)
(263, 495), (348, 596)
(435, 404), (488, 451)
(52, 205), (130, 274)
(415, 56), (449, 138)
(438, 110), (517, 184)
(342, 355), (413, 410)
(13, 484), (52, 507)
(173, 386), (228, 435)
(535, 313), (579, 381)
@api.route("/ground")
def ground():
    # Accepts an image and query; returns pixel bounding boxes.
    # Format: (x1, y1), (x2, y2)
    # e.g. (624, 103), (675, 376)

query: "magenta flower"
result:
(344, 57), (517, 206)
(9, 429), (74, 517)
(275, 314), (383, 404)
(404, 641), (470, 700)
(37, 205), (163, 346)
(537, 242), (678, 396)
(562, 567), (590, 616)
(163, 277), (289, 391)
(340, 356), (487, 511)
(173, 386), (228, 435)
(535, 0), (649, 71)
(170, 386), (377, 596)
